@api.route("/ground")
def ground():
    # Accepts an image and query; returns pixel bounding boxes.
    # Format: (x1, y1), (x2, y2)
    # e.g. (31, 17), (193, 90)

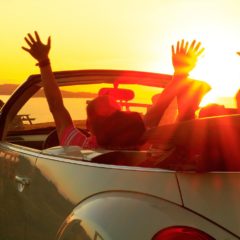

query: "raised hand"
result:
(172, 39), (204, 75)
(22, 31), (51, 62)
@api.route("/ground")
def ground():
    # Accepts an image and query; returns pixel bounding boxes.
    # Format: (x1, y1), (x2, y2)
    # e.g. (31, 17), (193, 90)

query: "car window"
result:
(5, 80), (177, 151)
(62, 83), (177, 126)
(7, 81), (177, 133)
(8, 89), (55, 132)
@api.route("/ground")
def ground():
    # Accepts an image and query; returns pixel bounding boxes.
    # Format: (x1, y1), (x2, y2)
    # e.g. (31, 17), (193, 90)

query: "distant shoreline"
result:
(0, 84), (97, 98)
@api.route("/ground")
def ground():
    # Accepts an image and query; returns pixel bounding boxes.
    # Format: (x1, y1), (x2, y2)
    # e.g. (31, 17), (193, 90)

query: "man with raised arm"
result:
(144, 39), (210, 127)
(22, 31), (208, 149)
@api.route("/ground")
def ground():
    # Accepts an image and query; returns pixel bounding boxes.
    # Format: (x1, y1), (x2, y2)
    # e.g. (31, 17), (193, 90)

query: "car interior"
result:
(5, 79), (170, 149)
(3, 73), (240, 172)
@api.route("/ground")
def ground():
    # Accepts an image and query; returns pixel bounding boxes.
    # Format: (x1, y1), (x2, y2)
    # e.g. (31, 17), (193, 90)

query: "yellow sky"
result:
(0, 0), (240, 103)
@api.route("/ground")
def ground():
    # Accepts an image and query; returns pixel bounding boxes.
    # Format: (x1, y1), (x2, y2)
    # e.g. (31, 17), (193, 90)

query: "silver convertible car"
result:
(0, 69), (240, 240)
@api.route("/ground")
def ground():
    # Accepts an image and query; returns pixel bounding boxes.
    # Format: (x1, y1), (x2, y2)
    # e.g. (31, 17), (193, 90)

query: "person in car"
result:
(22, 31), (208, 149)
(145, 40), (210, 125)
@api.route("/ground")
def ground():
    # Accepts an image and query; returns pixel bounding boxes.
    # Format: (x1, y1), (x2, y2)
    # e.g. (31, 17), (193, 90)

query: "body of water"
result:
(0, 95), (89, 124)
(0, 95), (177, 126)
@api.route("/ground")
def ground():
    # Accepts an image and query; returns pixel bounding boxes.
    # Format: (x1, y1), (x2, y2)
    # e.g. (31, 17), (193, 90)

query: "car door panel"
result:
(0, 142), (39, 239)
(28, 151), (181, 240)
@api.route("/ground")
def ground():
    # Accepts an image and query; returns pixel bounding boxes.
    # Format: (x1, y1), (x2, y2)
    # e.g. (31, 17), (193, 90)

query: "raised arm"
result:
(144, 39), (206, 128)
(174, 40), (211, 121)
(22, 31), (73, 138)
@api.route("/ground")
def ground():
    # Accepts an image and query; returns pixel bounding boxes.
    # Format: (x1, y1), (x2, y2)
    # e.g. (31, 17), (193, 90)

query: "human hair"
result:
(94, 111), (146, 149)
(86, 95), (146, 149)
(86, 95), (120, 134)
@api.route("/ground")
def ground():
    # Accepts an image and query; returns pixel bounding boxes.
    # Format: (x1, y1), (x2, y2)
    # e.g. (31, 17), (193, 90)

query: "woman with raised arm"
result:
(22, 31), (146, 149)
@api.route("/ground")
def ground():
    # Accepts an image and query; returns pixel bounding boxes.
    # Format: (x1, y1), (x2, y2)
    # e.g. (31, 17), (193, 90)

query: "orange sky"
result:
(0, 0), (240, 106)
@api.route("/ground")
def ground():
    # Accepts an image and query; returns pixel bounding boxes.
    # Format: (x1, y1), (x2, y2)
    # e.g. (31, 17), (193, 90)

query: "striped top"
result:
(60, 124), (98, 149)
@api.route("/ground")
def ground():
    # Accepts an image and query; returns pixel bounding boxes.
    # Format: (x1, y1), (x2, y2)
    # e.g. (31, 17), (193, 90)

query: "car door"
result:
(0, 142), (39, 240)
(0, 83), (56, 239)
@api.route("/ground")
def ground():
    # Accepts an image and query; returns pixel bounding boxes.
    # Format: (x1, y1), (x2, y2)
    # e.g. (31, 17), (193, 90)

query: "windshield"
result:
(8, 79), (177, 133)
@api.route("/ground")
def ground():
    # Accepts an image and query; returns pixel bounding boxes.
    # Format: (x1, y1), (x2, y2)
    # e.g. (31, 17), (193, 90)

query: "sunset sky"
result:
(0, 0), (240, 105)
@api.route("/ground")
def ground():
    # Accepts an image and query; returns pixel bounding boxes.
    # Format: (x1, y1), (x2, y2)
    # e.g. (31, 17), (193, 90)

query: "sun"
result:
(189, 40), (240, 107)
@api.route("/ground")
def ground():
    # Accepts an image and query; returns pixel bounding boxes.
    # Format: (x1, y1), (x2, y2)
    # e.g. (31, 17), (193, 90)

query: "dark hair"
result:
(95, 111), (146, 149)
(86, 95), (120, 119)
(86, 95), (120, 134)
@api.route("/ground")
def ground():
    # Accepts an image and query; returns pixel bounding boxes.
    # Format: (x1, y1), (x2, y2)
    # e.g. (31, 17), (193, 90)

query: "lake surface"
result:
(0, 95), (89, 123)
(0, 95), (178, 126)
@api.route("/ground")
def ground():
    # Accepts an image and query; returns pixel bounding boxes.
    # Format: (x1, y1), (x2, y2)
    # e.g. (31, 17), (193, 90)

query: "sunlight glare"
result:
(200, 91), (220, 107)
(192, 43), (240, 96)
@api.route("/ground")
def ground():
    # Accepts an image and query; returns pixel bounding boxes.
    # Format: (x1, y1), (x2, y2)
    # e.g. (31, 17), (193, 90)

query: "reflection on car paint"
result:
(0, 150), (19, 178)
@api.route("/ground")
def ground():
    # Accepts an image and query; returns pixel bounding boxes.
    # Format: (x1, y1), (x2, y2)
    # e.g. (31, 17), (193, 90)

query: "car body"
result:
(0, 69), (240, 240)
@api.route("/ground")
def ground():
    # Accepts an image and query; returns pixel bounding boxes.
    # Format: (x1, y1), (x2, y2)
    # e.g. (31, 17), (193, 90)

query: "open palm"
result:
(22, 31), (51, 62)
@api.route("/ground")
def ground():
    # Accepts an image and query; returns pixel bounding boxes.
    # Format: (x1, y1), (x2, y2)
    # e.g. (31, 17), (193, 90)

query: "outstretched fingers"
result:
(27, 33), (36, 44)
(180, 39), (185, 50)
(173, 40), (191, 55)
(24, 36), (33, 47)
(184, 41), (189, 53)
(21, 46), (30, 52)
(172, 38), (204, 74)
(172, 44), (176, 55)
(194, 42), (201, 52)
(194, 41), (204, 56)
(196, 47), (205, 57)
(47, 36), (51, 48)
(189, 40), (196, 51)
(176, 40), (180, 53)
(187, 40), (204, 57)
(34, 31), (41, 43)
(179, 39), (186, 54)
(22, 31), (51, 61)
(172, 40), (183, 55)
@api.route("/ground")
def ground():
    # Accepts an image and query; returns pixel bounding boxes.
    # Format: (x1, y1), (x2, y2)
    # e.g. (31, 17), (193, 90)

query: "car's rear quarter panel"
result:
(58, 192), (239, 240)
(177, 172), (240, 237)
